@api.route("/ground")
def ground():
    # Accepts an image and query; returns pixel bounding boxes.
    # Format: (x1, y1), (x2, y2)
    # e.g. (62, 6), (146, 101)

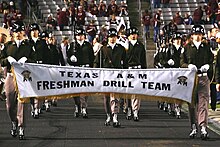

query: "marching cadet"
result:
(28, 23), (51, 118)
(40, 31), (65, 111)
(164, 32), (183, 119)
(180, 24), (214, 140)
(94, 28), (127, 127)
(0, 21), (36, 140)
(125, 27), (147, 121)
(67, 27), (95, 118)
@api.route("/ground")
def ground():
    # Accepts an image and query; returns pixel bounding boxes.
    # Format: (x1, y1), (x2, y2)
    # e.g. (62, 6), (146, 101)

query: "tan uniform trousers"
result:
(5, 73), (25, 127)
(189, 75), (210, 128)
(104, 93), (119, 114)
(74, 94), (88, 109)
(126, 95), (141, 111)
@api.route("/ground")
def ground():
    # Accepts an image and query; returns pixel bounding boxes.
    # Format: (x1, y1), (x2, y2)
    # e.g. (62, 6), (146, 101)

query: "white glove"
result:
(70, 55), (77, 62)
(188, 64), (197, 71)
(18, 57), (27, 64)
(7, 56), (17, 64)
(167, 59), (174, 66)
(200, 64), (210, 72)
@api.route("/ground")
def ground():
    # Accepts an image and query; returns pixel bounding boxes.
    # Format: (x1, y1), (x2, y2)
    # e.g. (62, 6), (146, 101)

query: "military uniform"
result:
(28, 23), (51, 118)
(180, 25), (214, 140)
(67, 28), (95, 118)
(94, 28), (127, 127)
(0, 22), (36, 140)
(125, 27), (147, 121)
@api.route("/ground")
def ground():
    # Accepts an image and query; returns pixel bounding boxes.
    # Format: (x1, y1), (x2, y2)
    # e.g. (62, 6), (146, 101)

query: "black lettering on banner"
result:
(50, 81), (56, 89)
(92, 73), (98, 78)
(59, 71), (65, 77)
(84, 73), (90, 78)
(117, 73), (123, 78)
(127, 74), (134, 79)
(148, 82), (154, 89)
(76, 72), (81, 78)
(57, 81), (63, 89)
(141, 82), (171, 91)
(139, 74), (147, 79)
(103, 81), (110, 86)
(43, 81), (50, 89)
(67, 72), (74, 77)
(37, 81), (42, 90)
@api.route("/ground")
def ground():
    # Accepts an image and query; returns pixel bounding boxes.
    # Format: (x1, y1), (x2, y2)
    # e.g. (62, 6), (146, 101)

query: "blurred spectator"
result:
(46, 13), (57, 31)
(142, 9), (152, 39)
(118, 1), (128, 17)
(91, 5), (99, 16)
(161, 0), (171, 8)
(153, 0), (161, 8)
(204, 4), (213, 24)
(58, 7), (69, 31)
(76, 5), (86, 27)
(0, 1), (9, 13)
(215, 2), (220, 27)
(98, 3), (107, 17)
(79, 0), (88, 11)
(3, 9), (10, 29)
(107, 0), (118, 16)
(173, 11), (184, 25)
(86, 20), (98, 44)
(183, 13), (193, 25)
(208, 0), (218, 12)
(153, 9), (162, 43)
(99, 25), (108, 45)
(88, 0), (96, 12)
(8, 1), (16, 13)
(68, 2), (75, 26)
(92, 36), (103, 56)
(108, 14), (119, 30)
(193, 6), (204, 24)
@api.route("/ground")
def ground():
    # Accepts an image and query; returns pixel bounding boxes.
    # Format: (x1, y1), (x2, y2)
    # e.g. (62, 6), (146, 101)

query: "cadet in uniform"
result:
(94, 28), (127, 127)
(28, 23), (51, 118)
(0, 21), (36, 140)
(67, 27), (95, 118)
(164, 32), (183, 118)
(125, 27), (147, 121)
(180, 24), (214, 140)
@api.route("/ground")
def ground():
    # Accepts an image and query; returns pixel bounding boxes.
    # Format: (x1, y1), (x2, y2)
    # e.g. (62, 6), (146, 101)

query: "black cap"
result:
(129, 27), (139, 35)
(172, 32), (182, 39)
(75, 27), (85, 35)
(191, 24), (205, 35)
(41, 31), (49, 38)
(108, 28), (118, 37)
(29, 23), (40, 31)
(11, 21), (25, 32)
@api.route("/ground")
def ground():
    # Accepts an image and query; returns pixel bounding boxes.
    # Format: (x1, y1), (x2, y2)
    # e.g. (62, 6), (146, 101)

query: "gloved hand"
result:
(188, 64), (197, 71)
(167, 59), (174, 66)
(216, 84), (220, 92)
(7, 56), (17, 64)
(70, 55), (77, 62)
(18, 57), (27, 64)
(200, 64), (210, 72)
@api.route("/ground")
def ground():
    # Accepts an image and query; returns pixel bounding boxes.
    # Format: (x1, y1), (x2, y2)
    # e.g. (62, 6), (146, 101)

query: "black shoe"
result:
(74, 112), (79, 118)
(104, 121), (111, 126)
(18, 127), (24, 140)
(113, 122), (121, 128)
(82, 113), (88, 118)
(126, 115), (131, 120)
(201, 133), (209, 140)
(189, 129), (197, 138)
(10, 121), (17, 137)
(133, 116), (139, 121)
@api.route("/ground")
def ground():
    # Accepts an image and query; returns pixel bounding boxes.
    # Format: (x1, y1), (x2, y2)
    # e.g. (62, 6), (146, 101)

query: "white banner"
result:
(12, 63), (197, 103)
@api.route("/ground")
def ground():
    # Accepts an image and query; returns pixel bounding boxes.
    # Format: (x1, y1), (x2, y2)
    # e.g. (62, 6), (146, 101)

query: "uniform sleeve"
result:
(0, 43), (10, 67)
(216, 51), (220, 83)
(180, 46), (189, 68)
(140, 44), (147, 69)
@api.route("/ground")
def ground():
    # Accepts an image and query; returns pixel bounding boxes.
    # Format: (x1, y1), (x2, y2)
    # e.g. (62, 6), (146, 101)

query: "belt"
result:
(128, 65), (141, 69)
(79, 64), (90, 67)
(197, 73), (207, 77)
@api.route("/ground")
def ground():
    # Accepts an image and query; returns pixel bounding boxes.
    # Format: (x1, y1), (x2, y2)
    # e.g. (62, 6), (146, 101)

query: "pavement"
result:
(0, 97), (220, 147)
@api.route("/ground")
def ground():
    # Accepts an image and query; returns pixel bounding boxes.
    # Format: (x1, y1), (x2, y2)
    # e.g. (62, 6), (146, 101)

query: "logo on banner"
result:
(177, 76), (187, 86)
(21, 70), (32, 82)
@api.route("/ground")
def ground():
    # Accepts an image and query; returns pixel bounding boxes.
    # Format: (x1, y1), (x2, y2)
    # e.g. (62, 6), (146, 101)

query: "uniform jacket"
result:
(180, 41), (214, 75)
(0, 39), (36, 72)
(127, 41), (147, 69)
(67, 41), (95, 67)
(93, 43), (127, 69)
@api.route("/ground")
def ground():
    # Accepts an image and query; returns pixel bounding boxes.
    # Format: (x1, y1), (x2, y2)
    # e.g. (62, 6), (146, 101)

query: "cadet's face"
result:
(191, 33), (203, 42)
(76, 34), (85, 41)
(31, 30), (39, 38)
(130, 34), (138, 40)
(108, 36), (117, 43)
(13, 31), (23, 40)
(173, 39), (181, 45)
(0, 34), (7, 43)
